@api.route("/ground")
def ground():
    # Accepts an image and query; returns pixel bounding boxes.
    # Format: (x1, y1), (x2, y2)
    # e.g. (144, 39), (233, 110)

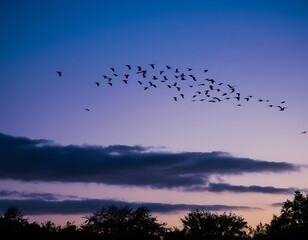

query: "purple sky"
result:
(0, 0), (307, 227)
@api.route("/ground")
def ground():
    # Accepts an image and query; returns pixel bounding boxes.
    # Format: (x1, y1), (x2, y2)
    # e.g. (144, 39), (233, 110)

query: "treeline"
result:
(0, 191), (307, 240)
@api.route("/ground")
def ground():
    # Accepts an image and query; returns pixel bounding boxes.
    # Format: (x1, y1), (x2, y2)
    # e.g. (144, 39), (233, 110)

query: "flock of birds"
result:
(56, 64), (306, 134)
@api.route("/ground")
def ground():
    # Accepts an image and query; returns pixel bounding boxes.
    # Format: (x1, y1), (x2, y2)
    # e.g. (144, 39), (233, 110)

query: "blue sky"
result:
(0, 0), (307, 227)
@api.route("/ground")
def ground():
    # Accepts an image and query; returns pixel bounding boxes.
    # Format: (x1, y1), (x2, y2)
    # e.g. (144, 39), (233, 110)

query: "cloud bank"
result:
(0, 133), (299, 192)
(0, 190), (259, 215)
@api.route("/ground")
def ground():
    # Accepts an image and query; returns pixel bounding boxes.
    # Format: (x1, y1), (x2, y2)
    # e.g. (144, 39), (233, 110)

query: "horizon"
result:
(0, 0), (307, 229)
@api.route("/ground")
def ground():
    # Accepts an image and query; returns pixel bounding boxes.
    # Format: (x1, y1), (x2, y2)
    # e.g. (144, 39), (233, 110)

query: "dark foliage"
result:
(1, 191), (308, 240)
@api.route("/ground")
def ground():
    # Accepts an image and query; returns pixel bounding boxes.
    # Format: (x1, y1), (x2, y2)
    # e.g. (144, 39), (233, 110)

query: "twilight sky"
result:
(0, 0), (307, 227)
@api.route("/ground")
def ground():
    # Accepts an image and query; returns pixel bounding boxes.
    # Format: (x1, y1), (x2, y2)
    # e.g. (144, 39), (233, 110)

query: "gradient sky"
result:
(0, 0), (308, 228)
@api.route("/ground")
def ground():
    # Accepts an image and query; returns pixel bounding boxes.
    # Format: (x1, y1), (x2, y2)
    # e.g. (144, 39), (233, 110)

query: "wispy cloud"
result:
(0, 195), (260, 215)
(204, 183), (298, 194)
(0, 133), (299, 191)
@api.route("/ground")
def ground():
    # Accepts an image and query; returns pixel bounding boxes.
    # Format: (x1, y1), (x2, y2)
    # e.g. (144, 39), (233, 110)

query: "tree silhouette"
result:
(268, 191), (308, 239)
(181, 210), (249, 240)
(81, 205), (166, 240)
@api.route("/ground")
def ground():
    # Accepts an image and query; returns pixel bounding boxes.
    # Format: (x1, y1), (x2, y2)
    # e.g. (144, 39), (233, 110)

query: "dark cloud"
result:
(0, 198), (259, 215)
(205, 183), (297, 194)
(0, 190), (78, 201)
(271, 202), (284, 207)
(0, 133), (299, 190)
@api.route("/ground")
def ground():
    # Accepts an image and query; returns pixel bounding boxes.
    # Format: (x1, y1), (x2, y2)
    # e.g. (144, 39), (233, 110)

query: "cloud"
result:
(0, 191), (261, 215)
(0, 190), (79, 201)
(0, 133), (299, 191)
(271, 202), (284, 207)
(204, 183), (297, 194)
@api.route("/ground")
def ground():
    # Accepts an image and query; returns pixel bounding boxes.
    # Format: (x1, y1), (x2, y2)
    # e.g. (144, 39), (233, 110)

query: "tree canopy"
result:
(1, 191), (308, 239)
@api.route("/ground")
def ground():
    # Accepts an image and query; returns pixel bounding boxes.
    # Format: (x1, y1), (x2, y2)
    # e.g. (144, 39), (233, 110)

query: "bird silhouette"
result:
(276, 106), (287, 111)
(150, 64), (155, 69)
(166, 65), (171, 69)
(85, 108), (90, 111)
(95, 82), (100, 86)
(110, 67), (115, 72)
(123, 80), (128, 84)
(173, 97), (177, 101)
(301, 130), (307, 134)
(56, 71), (62, 77)
(126, 65), (131, 70)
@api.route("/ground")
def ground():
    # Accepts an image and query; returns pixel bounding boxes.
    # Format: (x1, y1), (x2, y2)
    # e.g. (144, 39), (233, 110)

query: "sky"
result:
(0, 0), (307, 228)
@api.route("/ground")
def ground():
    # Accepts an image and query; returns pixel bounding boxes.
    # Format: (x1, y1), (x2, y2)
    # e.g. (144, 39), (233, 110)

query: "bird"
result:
(110, 67), (115, 72)
(207, 79), (215, 84)
(137, 81), (143, 85)
(95, 82), (100, 86)
(137, 66), (142, 71)
(180, 94), (184, 98)
(160, 71), (164, 75)
(204, 69), (208, 73)
(173, 97), (177, 101)
(124, 74), (129, 79)
(166, 65), (171, 69)
(301, 130), (307, 134)
(276, 106), (287, 111)
(188, 68), (193, 71)
(56, 71), (62, 77)
(126, 65), (131, 70)
(123, 80), (128, 84)
(85, 108), (90, 111)
(108, 82), (112, 86)
(150, 64), (155, 69)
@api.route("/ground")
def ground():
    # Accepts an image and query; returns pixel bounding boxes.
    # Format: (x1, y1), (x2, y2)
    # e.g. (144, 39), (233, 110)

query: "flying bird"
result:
(301, 130), (307, 134)
(276, 106), (287, 111)
(126, 65), (131, 70)
(166, 65), (171, 69)
(150, 64), (155, 69)
(95, 82), (100, 86)
(85, 108), (90, 111)
(56, 71), (62, 77)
